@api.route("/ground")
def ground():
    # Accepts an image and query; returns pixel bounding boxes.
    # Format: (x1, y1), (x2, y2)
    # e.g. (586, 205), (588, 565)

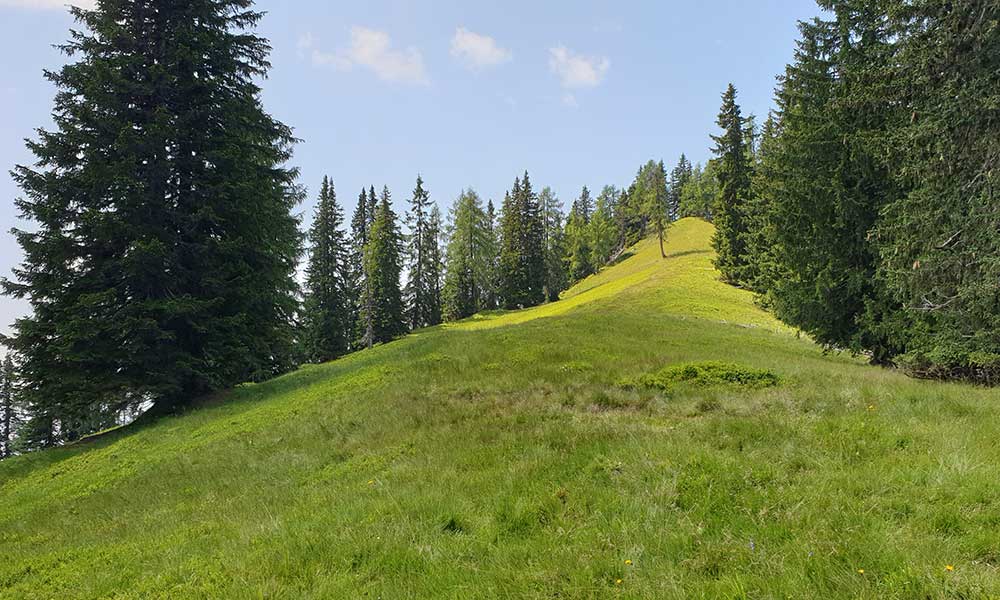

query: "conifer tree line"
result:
(0, 0), (694, 453)
(701, 0), (1000, 383)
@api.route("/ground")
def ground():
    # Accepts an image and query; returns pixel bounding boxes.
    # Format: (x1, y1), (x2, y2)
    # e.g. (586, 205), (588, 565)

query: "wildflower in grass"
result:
(368, 480), (375, 485)
(857, 569), (865, 574)
(945, 565), (954, 572)
(624, 559), (632, 566)
(868, 405), (875, 411)
(615, 579), (623, 585)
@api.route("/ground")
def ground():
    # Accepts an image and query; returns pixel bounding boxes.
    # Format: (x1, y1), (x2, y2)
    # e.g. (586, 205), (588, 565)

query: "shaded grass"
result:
(1, 218), (999, 598)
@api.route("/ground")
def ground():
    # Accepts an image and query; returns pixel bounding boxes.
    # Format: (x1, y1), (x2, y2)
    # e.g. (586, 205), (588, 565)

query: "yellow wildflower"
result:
(945, 565), (954, 572)
(625, 559), (632, 566)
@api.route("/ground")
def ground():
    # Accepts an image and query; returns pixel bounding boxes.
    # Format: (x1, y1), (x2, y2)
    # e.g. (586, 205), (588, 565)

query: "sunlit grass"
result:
(1, 218), (998, 598)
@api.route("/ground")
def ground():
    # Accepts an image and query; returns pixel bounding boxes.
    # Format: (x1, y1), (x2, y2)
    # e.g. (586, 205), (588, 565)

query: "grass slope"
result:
(3, 218), (1000, 599)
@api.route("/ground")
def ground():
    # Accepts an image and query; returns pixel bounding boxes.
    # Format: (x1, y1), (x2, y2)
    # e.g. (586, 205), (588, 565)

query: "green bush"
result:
(630, 361), (780, 392)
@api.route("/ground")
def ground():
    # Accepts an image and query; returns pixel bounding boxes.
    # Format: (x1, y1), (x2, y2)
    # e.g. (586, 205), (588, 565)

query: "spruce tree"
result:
(632, 160), (669, 258)
(711, 84), (754, 284)
(303, 177), (351, 363)
(0, 354), (16, 459)
(424, 203), (445, 327)
(590, 186), (620, 267)
(678, 162), (719, 221)
(362, 187), (407, 345)
(2, 0), (302, 439)
(874, 0), (1000, 378)
(520, 173), (546, 307)
(348, 188), (371, 349)
(743, 113), (781, 294)
(443, 190), (488, 320)
(498, 183), (524, 309)
(765, 9), (901, 363)
(404, 175), (439, 330)
(566, 187), (595, 281)
(481, 200), (500, 310)
(539, 187), (568, 302)
(668, 155), (693, 222)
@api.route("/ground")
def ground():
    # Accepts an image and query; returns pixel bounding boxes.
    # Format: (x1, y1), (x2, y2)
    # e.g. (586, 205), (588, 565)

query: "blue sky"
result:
(0, 0), (820, 341)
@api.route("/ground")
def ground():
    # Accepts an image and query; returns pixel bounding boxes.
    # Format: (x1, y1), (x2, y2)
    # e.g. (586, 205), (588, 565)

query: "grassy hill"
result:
(2, 218), (999, 599)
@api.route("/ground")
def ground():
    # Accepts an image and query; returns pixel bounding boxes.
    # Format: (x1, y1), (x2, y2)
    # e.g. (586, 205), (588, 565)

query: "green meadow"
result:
(2, 218), (998, 599)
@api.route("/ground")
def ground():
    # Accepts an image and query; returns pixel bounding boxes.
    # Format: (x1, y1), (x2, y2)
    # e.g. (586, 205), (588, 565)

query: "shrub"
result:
(629, 361), (780, 393)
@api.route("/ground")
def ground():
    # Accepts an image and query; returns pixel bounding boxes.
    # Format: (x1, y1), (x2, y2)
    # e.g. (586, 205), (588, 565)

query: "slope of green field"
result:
(2, 218), (999, 599)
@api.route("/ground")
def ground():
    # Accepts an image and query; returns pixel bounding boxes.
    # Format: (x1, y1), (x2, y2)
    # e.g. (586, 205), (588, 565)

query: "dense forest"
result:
(1, 0), (997, 454)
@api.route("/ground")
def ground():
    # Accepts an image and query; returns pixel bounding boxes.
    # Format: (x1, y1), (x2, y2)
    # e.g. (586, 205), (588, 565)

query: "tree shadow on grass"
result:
(665, 249), (710, 259)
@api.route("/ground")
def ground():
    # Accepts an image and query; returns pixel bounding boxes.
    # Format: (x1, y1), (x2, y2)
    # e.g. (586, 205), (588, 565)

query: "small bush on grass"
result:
(626, 361), (780, 393)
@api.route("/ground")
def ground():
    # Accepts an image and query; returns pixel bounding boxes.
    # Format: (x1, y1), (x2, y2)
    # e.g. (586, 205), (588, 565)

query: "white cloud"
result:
(548, 46), (610, 88)
(299, 26), (428, 86)
(450, 27), (511, 71)
(0, 0), (95, 8)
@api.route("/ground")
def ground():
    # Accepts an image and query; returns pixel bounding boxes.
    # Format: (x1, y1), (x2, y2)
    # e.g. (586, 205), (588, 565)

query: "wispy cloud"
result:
(0, 0), (95, 9)
(548, 46), (610, 88)
(299, 26), (428, 86)
(450, 27), (511, 71)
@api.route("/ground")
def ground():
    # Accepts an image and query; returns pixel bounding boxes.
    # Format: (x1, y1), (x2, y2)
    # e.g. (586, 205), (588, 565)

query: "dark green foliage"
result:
(303, 177), (351, 363)
(763, 7), (902, 364)
(742, 113), (780, 294)
(565, 187), (594, 282)
(2, 0), (302, 441)
(679, 162), (718, 221)
(668, 155), (693, 222)
(632, 161), (670, 258)
(348, 188), (373, 349)
(481, 200), (500, 310)
(875, 1), (1000, 377)
(710, 84), (753, 285)
(589, 186), (619, 267)
(630, 361), (780, 393)
(404, 176), (442, 330)
(361, 187), (407, 346)
(540, 187), (568, 302)
(0, 354), (16, 459)
(443, 189), (492, 321)
(615, 183), (645, 247)
(498, 173), (545, 309)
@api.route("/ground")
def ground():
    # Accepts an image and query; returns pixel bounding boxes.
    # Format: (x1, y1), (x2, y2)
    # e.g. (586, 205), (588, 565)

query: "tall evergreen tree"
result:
(668, 155), (693, 222)
(348, 188), (371, 349)
(481, 200), (500, 311)
(711, 84), (754, 284)
(874, 0), (1000, 378)
(424, 203), (445, 327)
(566, 187), (595, 281)
(0, 354), (16, 459)
(498, 174), (544, 309)
(743, 113), (781, 294)
(443, 189), (489, 320)
(678, 162), (719, 221)
(404, 175), (440, 330)
(361, 187), (407, 346)
(765, 8), (901, 363)
(2, 0), (303, 440)
(521, 172), (547, 307)
(303, 177), (351, 363)
(633, 160), (670, 258)
(590, 186), (620, 267)
(539, 187), (568, 302)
